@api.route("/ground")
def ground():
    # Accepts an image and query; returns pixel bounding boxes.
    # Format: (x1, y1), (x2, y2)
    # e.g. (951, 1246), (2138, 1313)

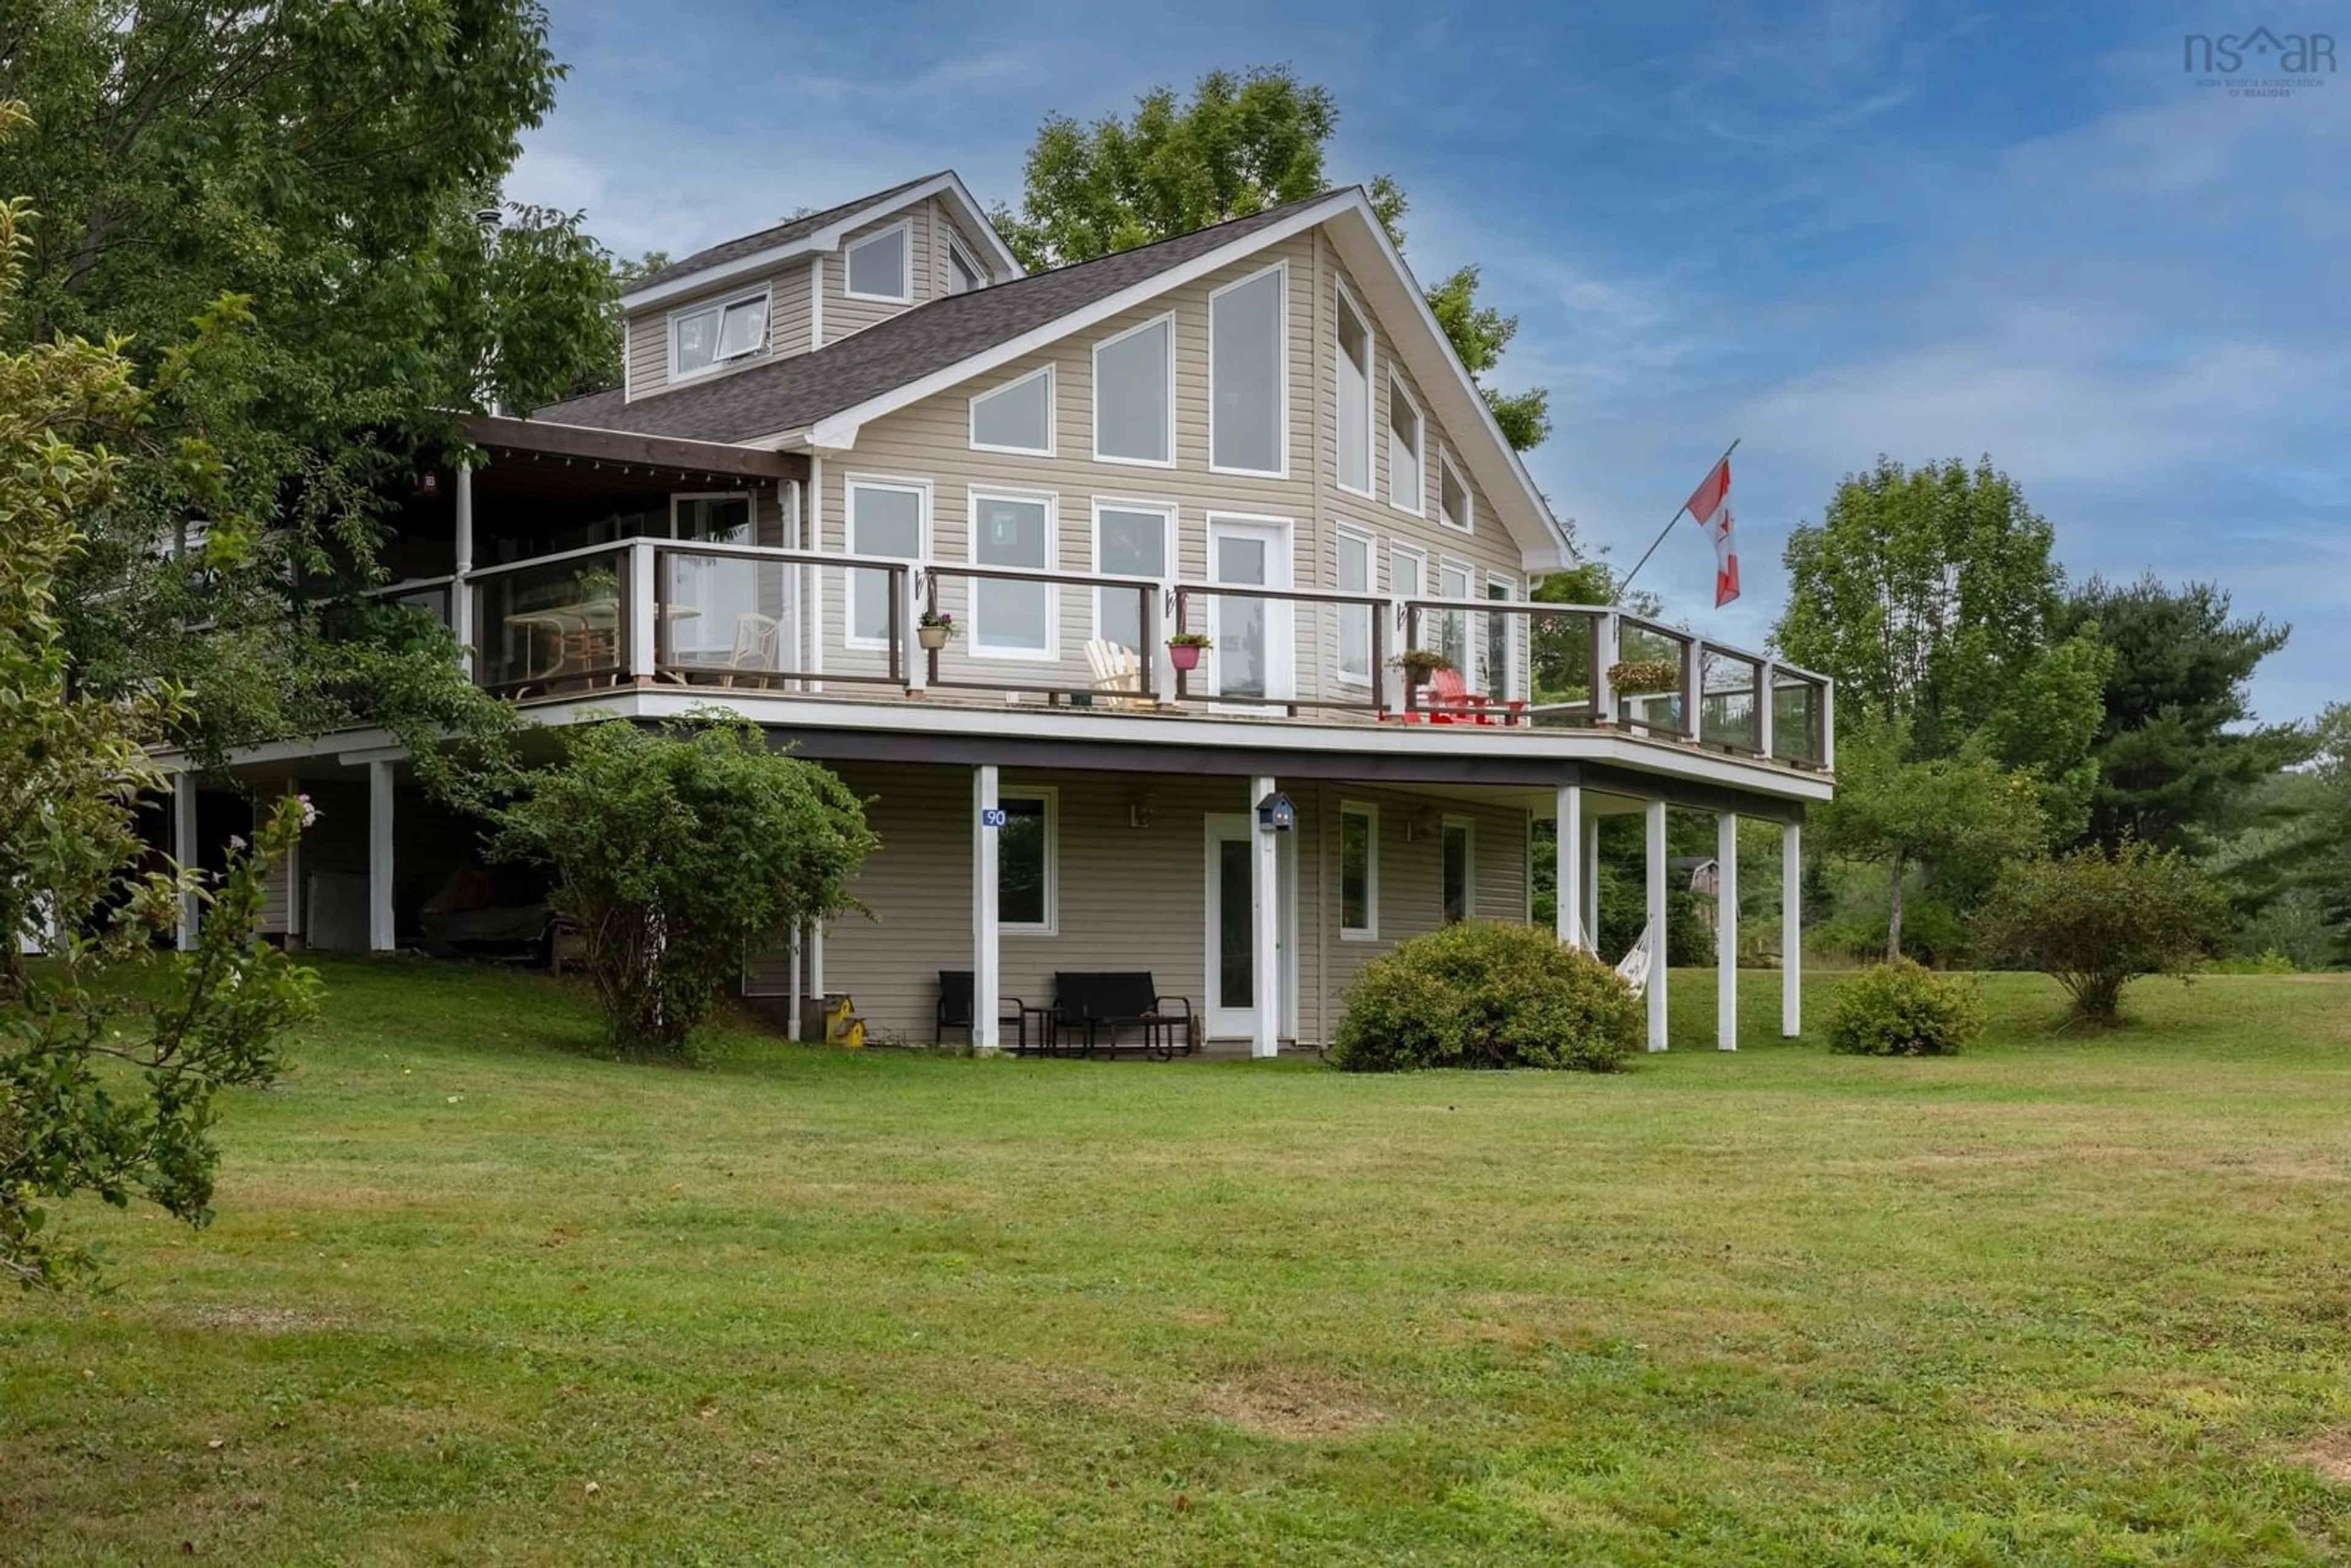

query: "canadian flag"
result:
(1685, 457), (1739, 608)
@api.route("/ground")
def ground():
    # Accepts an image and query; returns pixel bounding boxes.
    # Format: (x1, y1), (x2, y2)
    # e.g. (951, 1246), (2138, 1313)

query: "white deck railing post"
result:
(1684, 638), (1705, 744)
(1593, 612), (1619, 726)
(452, 462), (474, 677)
(1820, 680), (1836, 770)
(902, 566), (926, 694)
(1757, 660), (1776, 760)
(628, 539), (657, 680)
(173, 770), (198, 951)
(1717, 810), (1739, 1051)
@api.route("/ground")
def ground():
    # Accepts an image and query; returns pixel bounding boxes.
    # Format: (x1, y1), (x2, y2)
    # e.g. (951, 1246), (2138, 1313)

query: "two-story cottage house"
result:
(162, 170), (1834, 1056)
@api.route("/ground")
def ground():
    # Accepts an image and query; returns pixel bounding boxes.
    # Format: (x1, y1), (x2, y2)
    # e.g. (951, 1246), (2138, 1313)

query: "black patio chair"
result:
(936, 970), (1032, 1053)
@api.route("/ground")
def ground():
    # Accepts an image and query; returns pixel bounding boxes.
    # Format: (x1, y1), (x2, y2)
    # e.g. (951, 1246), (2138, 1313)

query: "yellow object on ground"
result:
(823, 994), (865, 1049)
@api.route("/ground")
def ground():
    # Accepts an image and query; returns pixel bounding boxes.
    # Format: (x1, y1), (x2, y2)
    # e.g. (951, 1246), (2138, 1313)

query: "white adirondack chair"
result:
(1083, 639), (1147, 709)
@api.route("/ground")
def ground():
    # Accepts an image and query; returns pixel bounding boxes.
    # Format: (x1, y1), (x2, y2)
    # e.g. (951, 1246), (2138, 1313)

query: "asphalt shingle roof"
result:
(627, 173), (947, 294)
(536, 193), (1340, 446)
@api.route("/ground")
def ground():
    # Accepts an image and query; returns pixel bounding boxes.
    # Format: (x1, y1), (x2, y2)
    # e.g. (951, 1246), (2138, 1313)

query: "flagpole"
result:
(1612, 437), (1739, 605)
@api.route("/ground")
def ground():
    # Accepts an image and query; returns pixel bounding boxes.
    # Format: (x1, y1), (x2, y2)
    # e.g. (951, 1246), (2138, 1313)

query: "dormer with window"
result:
(617, 171), (1020, 400)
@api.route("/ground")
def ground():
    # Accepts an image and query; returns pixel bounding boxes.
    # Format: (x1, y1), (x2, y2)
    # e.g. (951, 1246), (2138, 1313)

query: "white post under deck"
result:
(972, 763), (1001, 1054)
(1250, 773), (1280, 1059)
(1646, 797), (1668, 1052)
(1717, 810), (1739, 1051)
(172, 771), (197, 951)
(786, 926), (803, 1041)
(452, 462), (474, 676)
(367, 759), (394, 953)
(1555, 784), (1584, 950)
(1583, 812), (1600, 955)
(1783, 819), (1803, 1037)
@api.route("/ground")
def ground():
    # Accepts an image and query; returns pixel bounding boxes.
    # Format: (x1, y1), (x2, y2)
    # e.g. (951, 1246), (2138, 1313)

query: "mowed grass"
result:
(5, 961), (2351, 1565)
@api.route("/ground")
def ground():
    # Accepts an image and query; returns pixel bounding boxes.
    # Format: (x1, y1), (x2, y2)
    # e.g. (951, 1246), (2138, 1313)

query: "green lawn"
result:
(6, 961), (2350, 1565)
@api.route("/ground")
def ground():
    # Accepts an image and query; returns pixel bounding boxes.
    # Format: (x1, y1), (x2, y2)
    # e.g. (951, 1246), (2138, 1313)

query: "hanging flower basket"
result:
(1392, 648), (1453, 687)
(1608, 658), (1681, 696)
(917, 610), (958, 651)
(1167, 632), (1212, 672)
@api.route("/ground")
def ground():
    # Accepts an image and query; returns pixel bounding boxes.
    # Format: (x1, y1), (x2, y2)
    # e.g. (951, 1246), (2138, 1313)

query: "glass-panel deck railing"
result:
(436, 538), (1831, 767)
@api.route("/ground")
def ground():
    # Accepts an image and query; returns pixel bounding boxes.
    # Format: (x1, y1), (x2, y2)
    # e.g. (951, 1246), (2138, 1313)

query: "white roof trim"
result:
(762, 187), (1569, 570)
(620, 172), (1022, 310)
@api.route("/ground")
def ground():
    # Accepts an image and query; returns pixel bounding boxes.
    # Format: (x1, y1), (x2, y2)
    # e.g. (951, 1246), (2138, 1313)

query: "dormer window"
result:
(670, 288), (769, 379)
(948, 242), (984, 296)
(845, 221), (912, 302)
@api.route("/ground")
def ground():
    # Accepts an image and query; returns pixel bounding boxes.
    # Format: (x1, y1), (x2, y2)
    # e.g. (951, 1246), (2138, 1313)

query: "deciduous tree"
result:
(994, 66), (1550, 451)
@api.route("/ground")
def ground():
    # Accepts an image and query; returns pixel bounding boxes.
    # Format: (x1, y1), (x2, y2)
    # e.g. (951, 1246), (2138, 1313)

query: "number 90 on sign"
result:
(979, 808), (1008, 829)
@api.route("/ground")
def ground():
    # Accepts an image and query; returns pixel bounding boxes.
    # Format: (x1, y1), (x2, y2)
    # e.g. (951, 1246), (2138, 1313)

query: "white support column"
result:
(1250, 774), (1280, 1059)
(972, 764), (1001, 1054)
(901, 566), (926, 694)
(1782, 819), (1804, 1038)
(1757, 661), (1775, 760)
(283, 775), (305, 948)
(172, 771), (198, 951)
(1555, 784), (1584, 950)
(367, 759), (395, 953)
(1583, 811), (1600, 951)
(1645, 797), (1668, 1052)
(1717, 811), (1739, 1051)
(452, 461), (475, 676)
(1593, 612), (1620, 726)
(628, 539), (658, 680)
(786, 926), (803, 1041)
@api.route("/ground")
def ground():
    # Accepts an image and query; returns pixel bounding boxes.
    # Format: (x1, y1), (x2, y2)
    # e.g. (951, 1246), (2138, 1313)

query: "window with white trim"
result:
(1441, 816), (1473, 925)
(948, 242), (984, 296)
(999, 789), (1056, 932)
(1093, 501), (1170, 653)
(846, 478), (924, 645)
(671, 288), (769, 379)
(1485, 575), (1518, 700)
(1388, 377), (1423, 513)
(1439, 451), (1472, 533)
(1093, 316), (1172, 465)
(1336, 525), (1375, 685)
(1389, 542), (1426, 602)
(1438, 558), (1473, 673)
(969, 366), (1053, 455)
(969, 489), (1054, 657)
(844, 222), (910, 302)
(1340, 801), (1378, 939)
(1335, 287), (1373, 495)
(1209, 264), (1284, 475)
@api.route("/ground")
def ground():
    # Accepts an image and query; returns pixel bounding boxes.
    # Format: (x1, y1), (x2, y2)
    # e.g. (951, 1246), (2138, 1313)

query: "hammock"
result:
(1567, 915), (1655, 999)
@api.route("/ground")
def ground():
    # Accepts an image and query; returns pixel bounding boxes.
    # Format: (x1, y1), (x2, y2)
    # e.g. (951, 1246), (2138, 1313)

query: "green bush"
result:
(1824, 959), (1985, 1056)
(1974, 841), (2229, 1022)
(494, 714), (877, 1056)
(1331, 921), (1641, 1073)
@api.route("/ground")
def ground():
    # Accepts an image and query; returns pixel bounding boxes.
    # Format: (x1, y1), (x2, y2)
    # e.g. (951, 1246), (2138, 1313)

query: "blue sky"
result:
(509, 0), (2348, 722)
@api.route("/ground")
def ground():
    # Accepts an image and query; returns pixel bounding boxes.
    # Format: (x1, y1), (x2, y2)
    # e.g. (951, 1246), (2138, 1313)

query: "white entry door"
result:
(1203, 812), (1297, 1041)
(1205, 517), (1294, 707)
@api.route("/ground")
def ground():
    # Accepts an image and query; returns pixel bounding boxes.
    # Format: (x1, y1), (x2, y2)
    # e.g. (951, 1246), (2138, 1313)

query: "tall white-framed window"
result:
(1438, 450), (1473, 533)
(1335, 523), (1376, 685)
(967, 486), (1057, 659)
(1093, 313), (1174, 467)
(948, 241), (984, 296)
(1387, 375), (1424, 514)
(1389, 542), (1427, 602)
(969, 365), (1054, 456)
(1092, 498), (1171, 655)
(844, 220), (912, 303)
(998, 786), (1057, 935)
(667, 492), (757, 663)
(1209, 262), (1286, 476)
(1441, 816), (1474, 925)
(1485, 573), (1520, 701)
(1339, 801), (1379, 940)
(669, 285), (770, 380)
(1335, 283), (1374, 497)
(844, 476), (927, 648)
(1438, 558), (1474, 674)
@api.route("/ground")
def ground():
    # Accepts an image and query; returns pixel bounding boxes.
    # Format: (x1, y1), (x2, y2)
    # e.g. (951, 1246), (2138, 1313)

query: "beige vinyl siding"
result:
(808, 223), (1536, 697)
(743, 762), (1528, 1048)
(623, 264), (819, 400)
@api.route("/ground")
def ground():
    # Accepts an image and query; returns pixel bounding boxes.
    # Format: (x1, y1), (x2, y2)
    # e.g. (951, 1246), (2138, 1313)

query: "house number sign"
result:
(979, 808), (1008, 828)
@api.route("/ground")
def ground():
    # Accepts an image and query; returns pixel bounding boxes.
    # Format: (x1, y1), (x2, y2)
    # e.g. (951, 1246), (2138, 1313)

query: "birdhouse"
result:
(1255, 791), (1297, 834)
